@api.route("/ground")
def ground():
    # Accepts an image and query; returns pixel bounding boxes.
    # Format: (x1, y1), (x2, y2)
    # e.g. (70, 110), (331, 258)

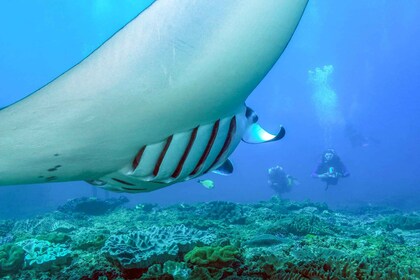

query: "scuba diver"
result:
(312, 149), (350, 190)
(345, 123), (379, 148)
(268, 165), (299, 196)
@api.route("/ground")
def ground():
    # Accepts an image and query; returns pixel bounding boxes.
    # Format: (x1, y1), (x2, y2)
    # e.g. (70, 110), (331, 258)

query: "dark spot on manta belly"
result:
(47, 165), (62, 172)
(46, 176), (57, 181)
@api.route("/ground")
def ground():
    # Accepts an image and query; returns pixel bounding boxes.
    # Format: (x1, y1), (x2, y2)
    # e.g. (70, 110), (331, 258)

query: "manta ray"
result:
(0, 0), (308, 193)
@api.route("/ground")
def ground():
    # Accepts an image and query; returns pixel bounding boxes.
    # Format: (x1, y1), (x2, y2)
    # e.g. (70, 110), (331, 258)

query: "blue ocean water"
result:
(0, 0), (419, 217)
(0, 2), (419, 279)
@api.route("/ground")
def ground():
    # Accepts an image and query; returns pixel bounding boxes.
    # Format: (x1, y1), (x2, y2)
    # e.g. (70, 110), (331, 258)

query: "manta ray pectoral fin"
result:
(211, 159), (234, 176)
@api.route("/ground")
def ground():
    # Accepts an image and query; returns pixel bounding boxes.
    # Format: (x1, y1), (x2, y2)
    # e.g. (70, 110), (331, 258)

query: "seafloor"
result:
(0, 196), (418, 280)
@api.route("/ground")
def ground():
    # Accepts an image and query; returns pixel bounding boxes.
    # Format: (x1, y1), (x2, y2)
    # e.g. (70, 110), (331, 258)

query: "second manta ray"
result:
(0, 1), (308, 193)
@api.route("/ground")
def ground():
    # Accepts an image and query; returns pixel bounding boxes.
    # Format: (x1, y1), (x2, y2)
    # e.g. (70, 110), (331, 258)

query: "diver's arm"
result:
(338, 161), (350, 177)
(312, 172), (329, 178)
(311, 162), (326, 178)
(311, 171), (325, 178)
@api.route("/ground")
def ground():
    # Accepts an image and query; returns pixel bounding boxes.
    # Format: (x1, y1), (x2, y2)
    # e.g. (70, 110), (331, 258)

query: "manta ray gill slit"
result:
(171, 126), (199, 178)
(153, 135), (174, 176)
(111, 178), (136, 186)
(190, 119), (220, 176)
(132, 146), (146, 170)
(204, 116), (236, 174)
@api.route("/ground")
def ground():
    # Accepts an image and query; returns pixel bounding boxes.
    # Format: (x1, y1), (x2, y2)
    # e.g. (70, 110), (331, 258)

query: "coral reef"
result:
(102, 224), (215, 269)
(184, 245), (240, 268)
(58, 196), (129, 216)
(196, 201), (247, 225)
(0, 197), (418, 279)
(243, 234), (286, 247)
(0, 243), (24, 276)
(141, 261), (192, 280)
(17, 239), (72, 271)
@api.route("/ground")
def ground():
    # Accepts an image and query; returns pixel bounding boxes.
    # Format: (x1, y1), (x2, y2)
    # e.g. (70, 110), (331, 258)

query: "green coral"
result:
(184, 245), (239, 268)
(305, 233), (317, 241)
(0, 243), (25, 275)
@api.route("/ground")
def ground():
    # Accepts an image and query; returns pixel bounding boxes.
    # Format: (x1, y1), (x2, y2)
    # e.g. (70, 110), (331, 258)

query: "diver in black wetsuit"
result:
(312, 149), (350, 190)
(268, 165), (299, 195)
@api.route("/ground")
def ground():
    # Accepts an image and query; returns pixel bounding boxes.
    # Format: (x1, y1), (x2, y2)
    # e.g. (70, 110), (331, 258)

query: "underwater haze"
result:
(0, 1), (419, 279)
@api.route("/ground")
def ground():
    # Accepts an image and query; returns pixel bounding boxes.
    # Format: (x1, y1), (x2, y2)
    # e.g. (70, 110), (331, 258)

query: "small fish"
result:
(198, 179), (215, 189)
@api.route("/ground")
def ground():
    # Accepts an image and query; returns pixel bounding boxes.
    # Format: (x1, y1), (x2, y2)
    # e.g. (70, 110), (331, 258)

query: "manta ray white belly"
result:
(91, 108), (248, 192)
(87, 105), (287, 192)
(0, 1), (308, 192)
